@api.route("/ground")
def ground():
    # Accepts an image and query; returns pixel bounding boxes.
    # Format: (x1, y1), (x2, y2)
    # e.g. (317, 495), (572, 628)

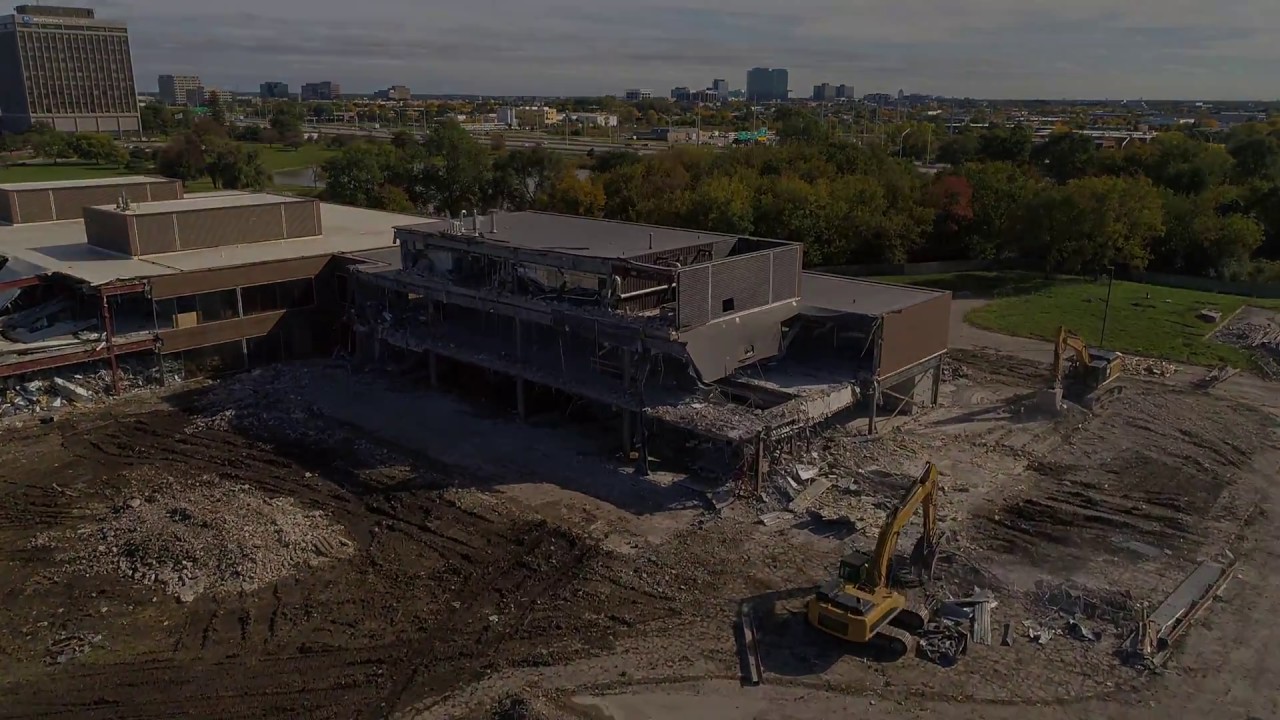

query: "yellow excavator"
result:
(1050, 326), (1125, 410)
(806, 462), (943, 661)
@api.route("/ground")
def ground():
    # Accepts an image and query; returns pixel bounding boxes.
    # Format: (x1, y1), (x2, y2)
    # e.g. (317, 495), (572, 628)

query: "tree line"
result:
(320, 120), (1280, 282)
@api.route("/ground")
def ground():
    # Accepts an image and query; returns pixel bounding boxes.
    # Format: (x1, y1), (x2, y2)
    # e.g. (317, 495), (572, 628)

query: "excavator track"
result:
(866, 608), (926, 662)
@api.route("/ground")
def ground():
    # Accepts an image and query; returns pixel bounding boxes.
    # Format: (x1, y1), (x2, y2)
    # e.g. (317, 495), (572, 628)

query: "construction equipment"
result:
(806, 462), (943, 661)
(1045, 326), (1125, 411)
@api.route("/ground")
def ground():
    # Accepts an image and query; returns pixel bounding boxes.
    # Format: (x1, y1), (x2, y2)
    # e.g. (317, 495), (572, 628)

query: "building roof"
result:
(398, 211), (739, 259)
(98, 192), (309, 215)
(800, 272), (946, 316)
(0, 176), (174, 192)
(0, 194), (433, 286)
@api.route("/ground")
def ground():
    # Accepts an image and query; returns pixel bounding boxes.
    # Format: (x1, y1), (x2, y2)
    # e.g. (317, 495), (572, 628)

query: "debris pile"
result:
(940, 356), (969, 382)
(45, 632), (106, 665)
(1214, 317), (1280, 378)
(1122, 356), (1178, 378)
(31, 470), (354, 601)
(0, 356), (176, 418)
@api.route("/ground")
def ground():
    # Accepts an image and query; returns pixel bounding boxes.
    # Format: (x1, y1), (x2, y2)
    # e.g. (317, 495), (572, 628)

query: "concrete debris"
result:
(30, 469), (354, 600)
(1023, 619), (1056, 645)
(1196, 308), (1223, 324)
(1199, 365), (1240, 390)
(1129, 555), (1238, 667)
(919, 619), (969, 667)
(1067, 618), (1102, 642)
(1123, 356), (1178, 378)
(758, 511), (795, 527)
(45, 631), (105, 665)
(52, 377), (93, 403)
(1111, 536), (1166, 559)
(1035, 580), (1138, 626)
(786, 477), (834, 513)
(940, 356), (969, 381)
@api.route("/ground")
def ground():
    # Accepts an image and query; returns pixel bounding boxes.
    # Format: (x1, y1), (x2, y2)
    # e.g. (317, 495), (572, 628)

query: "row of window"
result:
(155, 278), (317, 330)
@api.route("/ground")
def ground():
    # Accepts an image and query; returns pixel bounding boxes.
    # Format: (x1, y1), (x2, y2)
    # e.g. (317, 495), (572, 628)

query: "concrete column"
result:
(428, 351), (438, 387)
(621, 408), (633, 455)
(868, 380), (880, 435)
(516, 378), (527, 420)
(931, 361), (942, 406)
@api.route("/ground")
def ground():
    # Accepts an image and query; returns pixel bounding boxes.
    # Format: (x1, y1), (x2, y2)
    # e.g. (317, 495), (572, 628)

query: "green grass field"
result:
(248, 143), (335, 172)
(874, 271), (1280, 367)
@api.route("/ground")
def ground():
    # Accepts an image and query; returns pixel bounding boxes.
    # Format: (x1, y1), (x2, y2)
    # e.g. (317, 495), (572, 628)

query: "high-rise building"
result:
(301, 81), (341, 102)
(746, 67), (788, 102)
(836, 84), (853, 100)
(259, 81), (291, 100)
(374, 85), (411, 101)
(670, 86), (691, 102)
(158, 75), (201, 106)
(0, 5), (140, 135)
(812, 83), (837, 102)
(712, 78), (729, 97)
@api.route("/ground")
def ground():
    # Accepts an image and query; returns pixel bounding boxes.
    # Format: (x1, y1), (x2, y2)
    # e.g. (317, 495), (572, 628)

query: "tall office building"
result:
(0, 5), (139, 135)
(712, 78), (729, 97)
(812, 83), (836, 102)
(301, 81), (341, 102)
(746, 67), (788, 102)
(158, 74), (201, 106)
(259, 81), (291, 100)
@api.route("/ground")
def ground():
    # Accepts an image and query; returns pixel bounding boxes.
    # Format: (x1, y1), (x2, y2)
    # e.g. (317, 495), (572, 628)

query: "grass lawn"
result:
(247, 143), (336, 172)
(873, 271), (1280, 367)
(0, 161), (137, 183)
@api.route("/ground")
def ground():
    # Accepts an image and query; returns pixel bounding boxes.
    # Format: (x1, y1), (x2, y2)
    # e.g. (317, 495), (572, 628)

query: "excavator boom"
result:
(867, 462), (940, 589)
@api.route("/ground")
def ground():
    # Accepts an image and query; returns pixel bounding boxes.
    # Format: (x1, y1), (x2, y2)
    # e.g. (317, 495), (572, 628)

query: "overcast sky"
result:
(72, 0), (1280, 99)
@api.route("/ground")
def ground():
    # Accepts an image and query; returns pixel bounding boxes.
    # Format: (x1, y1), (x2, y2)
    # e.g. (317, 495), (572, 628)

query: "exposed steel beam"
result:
(0, 275), (43, 293)
(0, 338), (155, 379)
(98, 281), (147, 297)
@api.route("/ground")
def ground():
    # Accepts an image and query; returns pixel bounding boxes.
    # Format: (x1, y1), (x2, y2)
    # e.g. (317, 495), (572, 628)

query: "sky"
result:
(65, 0), (1280, 99)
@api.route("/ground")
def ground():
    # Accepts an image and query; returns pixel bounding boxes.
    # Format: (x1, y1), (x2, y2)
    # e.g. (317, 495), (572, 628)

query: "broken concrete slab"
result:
(53, 378), (94, 404)
(786, 477), (834, 514)
(758, 511), (795, 527)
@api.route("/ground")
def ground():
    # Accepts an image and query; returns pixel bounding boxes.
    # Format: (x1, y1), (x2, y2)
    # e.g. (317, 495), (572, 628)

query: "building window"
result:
(154, 288), (240, 328)
(172, 340), (246, 379)
(240, 278), (316, 316)
(722, 298), (735, 313)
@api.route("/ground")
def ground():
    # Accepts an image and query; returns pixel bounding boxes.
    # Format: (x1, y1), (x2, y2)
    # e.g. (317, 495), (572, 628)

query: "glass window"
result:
(240, 278), (316, 316)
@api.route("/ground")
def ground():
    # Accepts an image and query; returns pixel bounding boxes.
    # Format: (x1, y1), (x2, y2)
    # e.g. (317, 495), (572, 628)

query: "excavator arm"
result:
(1052, 326), (1092, 388)
(865, 462), (940, 590)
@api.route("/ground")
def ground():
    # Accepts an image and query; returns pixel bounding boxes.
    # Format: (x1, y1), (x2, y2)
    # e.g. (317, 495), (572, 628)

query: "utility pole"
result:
(1099, 267), (1116, 346)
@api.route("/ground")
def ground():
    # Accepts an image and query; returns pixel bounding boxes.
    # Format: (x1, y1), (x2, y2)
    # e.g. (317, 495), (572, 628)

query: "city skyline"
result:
(43, 0), (1280, 100)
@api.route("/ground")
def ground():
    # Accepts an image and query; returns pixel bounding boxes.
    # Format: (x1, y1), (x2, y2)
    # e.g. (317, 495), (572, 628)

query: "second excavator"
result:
(806, 462), (943, 661)
(1043, 326), (1126, 412)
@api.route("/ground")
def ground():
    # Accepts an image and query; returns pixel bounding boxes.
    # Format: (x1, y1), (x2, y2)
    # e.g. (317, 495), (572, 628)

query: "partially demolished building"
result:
(353, 211), (951, 483)
(0, 177), (429, 402)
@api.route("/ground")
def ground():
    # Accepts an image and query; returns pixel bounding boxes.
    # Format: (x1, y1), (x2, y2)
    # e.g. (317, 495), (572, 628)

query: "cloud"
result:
(53, 0), (1280, 98)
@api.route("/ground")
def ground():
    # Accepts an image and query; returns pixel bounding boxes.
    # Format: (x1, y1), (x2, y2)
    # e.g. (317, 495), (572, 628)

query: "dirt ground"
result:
(1, 344), (1278, 719)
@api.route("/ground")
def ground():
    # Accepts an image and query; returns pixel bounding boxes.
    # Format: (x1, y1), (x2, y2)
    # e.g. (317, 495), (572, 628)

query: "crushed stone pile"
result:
(32, 470), (354, 601)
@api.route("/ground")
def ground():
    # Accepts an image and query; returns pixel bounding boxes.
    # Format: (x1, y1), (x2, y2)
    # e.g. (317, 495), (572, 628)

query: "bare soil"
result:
(1, 351), (1278, 720)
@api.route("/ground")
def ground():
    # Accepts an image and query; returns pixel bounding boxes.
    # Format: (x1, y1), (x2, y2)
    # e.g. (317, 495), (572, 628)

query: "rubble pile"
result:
(1213, 316), (1280, 378)
(0, 357), (179, 419)
(1122, 356), (1178, 378)
(31, 469), (354, 601)
(941, 356), (970, 382)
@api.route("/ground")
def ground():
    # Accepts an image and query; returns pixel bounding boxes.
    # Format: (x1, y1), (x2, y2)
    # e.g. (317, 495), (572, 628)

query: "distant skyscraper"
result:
(0, 5), (140, 135)
(301, 81), (341, 101)
(259, 81), (291, 100)
(836, 84), (853, 100)
(159, 75), (201, 106)
(812, 83), (837, 102)
(746, 67), (788, 102)
(712, 78), (729, 97)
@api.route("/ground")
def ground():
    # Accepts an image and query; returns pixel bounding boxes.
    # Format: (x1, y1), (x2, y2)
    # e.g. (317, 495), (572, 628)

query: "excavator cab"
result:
(1050, 327), (1125, 411)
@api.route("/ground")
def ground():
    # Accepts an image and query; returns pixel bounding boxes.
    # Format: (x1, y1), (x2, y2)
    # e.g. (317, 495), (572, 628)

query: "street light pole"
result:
(899, 128), (912, 158)
(1099, 266), (1115, 346)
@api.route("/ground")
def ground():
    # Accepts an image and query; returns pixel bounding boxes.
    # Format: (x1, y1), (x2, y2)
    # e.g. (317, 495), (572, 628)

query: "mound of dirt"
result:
(31, 470), (354, 601)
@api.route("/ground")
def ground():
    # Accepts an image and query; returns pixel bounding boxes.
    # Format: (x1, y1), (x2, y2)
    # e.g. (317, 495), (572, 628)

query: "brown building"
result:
(0, 5), (140, 135)
(0, 177), (430, 386)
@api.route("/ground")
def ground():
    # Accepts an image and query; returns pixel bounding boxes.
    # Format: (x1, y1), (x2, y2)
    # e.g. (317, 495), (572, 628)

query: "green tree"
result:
(322, 142), (399, 208)
(1156, 191), (1264, 276)
(490, 147), (566, 210)
(156, 132), (207, 182)
(32, 132), (73, 164)
(1227, 134), (1280, 183)
(207, 90), (227, 125)
(680, 174), (756, 234)
(956, 162), (1041, 260)
(204, 141), (267, 190)
(936, 132), (980, 166)
(1029, 130), (1097, 183)
(977, 125), (1033, 164)
(140, 101), (176, 136)
(1013, 175), (1164, 273)
(418, 121), (491, 215)
(539, 170), (606, 217)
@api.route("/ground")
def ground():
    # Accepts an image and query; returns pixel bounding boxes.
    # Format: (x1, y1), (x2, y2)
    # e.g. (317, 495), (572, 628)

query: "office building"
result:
(812, 83), (837, 102)
(746, 67), (788, 102)
(836, 84), (853, 100)
(259, 81), (291, 100)
(712, 79), (729, 97)
(623, 88), (653, 101)
(566, 112), (618, 128)
(670, 86), (691, 102)
(496, 106), (558, 128)
(158, 75), (201, 106)
(0, 5), (140, 135)
(301, 81), (341, 102)
(375, 85), (411, 101)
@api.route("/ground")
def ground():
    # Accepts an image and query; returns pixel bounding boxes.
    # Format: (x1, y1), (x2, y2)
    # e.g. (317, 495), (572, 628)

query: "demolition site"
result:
(0, 177), (1278, 720)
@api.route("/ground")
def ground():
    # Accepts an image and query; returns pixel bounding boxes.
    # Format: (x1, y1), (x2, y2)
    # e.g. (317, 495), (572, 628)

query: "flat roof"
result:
(399, 211), (738, 259)
(0, 176), (175, 192)
(800, 272), (946, 316)
(0, 196), (434, 285)
(92, 192), (308, 215)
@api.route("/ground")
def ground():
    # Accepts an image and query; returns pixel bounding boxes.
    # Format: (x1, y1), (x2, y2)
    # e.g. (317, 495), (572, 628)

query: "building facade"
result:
(812, 83), (836, 102)
(375, 85), (411, 101)
(259, 81), (290, 100)
(623, 88), (653, 101)
(0, 5), (140, 135)
(158, 74), (201, 106)
(496, 106), (558, 128)
(301, 81), (341, 102)
(712, 78), (729, 97)
(746, 67), (788, 102)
